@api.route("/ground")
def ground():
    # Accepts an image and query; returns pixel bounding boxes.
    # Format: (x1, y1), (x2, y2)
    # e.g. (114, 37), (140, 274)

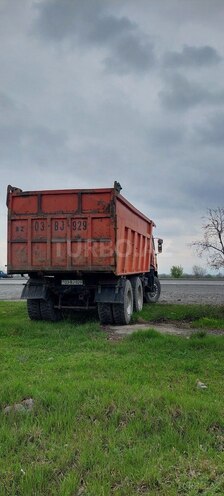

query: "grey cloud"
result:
(33, 0), (155, 74)
(104, 35), (155, 74)
(33, 0), (135, 43)
(33, 0), (102, 42)
(88, 15), (136, 44)
(0, 92), (15, 112)
(159, 74), (224, 111)
(195, 113), (224, 146)
(0, 91), (66, 166)
(146, 125), (184, 148)
(24, 126), (67, 155)
(184, 173), (224, 208)
(150, 169), (223, 221)
(0, 93), (28, 162)
(163, 45), (222, 68)
(0, 123), (67, 167)
(176, 158), (224, 209)
(143, 0), (224, 28)
(0, 91), (29, 129)
(1, 0), (224, 274)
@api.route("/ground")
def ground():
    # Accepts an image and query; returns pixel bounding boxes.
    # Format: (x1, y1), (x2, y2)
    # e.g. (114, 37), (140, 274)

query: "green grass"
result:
(0, 302), (224, 495)
(133, 303), (224, 330)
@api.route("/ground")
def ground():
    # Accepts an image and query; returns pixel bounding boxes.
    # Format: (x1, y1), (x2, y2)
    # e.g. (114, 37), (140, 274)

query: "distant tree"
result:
(170, 265), (184, 278)
(192, 265), (207, 278)
(192, 208), (224, 270)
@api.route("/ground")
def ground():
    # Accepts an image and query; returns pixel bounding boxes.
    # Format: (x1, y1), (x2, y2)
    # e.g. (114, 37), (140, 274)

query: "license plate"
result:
(61, 280), (84, 286)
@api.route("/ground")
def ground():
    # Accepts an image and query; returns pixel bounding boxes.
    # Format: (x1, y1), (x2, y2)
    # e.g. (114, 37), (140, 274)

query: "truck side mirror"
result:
(158, 238), (163, 253)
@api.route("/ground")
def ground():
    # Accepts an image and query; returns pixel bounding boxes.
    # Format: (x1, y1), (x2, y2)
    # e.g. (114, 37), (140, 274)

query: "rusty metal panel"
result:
(7, 186), (154, 275)
(82, 191), (111, 213)
(11, 195), (38, 214)
(41, 193), (78, 213)
(115, 194), (153, 275)
(11, 219), (28, 241)
(11, 243), (28, 268)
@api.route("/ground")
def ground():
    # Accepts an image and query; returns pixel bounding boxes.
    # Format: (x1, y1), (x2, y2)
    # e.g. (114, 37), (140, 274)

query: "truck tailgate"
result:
(7, 188), (116, 273)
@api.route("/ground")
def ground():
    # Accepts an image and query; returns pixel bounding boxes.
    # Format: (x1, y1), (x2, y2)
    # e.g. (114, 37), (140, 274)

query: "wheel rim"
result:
(151, 283), (158, 298)
(126, 289), (133, 318)
(146, 283), (158, 301)
(137, 284), (143, 309)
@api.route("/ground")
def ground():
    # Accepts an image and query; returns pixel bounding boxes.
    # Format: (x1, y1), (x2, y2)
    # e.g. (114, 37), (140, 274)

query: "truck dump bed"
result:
(7, 185), (154, 276)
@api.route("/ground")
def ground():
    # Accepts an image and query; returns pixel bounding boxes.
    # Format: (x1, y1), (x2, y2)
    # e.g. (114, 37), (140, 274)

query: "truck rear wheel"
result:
(40, 297), (61, 322)
(144, 276), (161, 304)
(27, 299), (42, 320)
(113, 279), (133, 325)
(98, 303), (114, 325)
(131, 277), (143, 312)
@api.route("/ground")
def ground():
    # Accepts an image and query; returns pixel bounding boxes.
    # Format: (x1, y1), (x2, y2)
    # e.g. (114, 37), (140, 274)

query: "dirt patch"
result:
(104, 322), (224, 341)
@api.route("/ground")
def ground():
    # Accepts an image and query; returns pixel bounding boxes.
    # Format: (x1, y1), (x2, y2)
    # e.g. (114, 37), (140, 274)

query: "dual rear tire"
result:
(131, 277), (143, 312)
(28, 276), (160, 325)
(112, 279), (134, 325)
(98, 277), (144, 326)
(97, 303), (114, 325)
(27, 299), (42, 321)
(27, 297), (61, 322)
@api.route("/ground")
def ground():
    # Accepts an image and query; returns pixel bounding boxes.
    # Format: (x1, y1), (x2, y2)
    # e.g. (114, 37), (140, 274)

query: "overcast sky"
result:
(1, 0), (224, 273)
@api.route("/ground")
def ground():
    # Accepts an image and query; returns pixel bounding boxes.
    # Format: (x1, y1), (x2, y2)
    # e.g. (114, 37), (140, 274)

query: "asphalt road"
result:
(0, 279), (223, 305)
(0, 279), (27, 301)
(160, 280), (224, 305)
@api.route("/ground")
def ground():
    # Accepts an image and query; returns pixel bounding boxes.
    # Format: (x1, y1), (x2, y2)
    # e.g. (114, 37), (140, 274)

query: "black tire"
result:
(112, 279), (133, 325)
(131, 277), (143, 312)
(144, 276), (161, 304)
(40, 297), (61, 322)
(98, 303), (114, 325)
(27, 299), (42, 320)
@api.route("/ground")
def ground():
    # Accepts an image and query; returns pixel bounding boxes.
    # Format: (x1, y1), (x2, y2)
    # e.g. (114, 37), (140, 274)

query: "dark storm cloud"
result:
(159, 74), (224, 111)
(33, 0), (96, 41)
(32, 0), (136, 43)
(195, 113), (224, 146)
(32, 0), (155, 74)
(87, 15), (136, 43)
(1, 0), (224, 273)
(104, 35), (155, 74)
(163, 45), (222, 68)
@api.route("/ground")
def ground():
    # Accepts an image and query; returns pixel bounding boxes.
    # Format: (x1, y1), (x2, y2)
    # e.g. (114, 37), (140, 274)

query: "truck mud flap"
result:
(146, 269), (155, 291)
(95, 285), (124, 304)
(21, 283), (48, 300)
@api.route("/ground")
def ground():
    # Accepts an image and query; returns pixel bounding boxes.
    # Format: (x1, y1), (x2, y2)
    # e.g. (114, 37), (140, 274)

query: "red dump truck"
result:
(7, 182), (163, 325)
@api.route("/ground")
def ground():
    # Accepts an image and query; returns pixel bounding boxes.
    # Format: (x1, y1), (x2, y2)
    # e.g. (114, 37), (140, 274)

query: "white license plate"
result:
(61, 280), (84, 286)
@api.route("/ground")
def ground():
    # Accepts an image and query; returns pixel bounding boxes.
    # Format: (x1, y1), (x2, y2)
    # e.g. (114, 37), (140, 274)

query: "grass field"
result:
(0, 301), (224, 495)
(133, 303), (224, 330)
